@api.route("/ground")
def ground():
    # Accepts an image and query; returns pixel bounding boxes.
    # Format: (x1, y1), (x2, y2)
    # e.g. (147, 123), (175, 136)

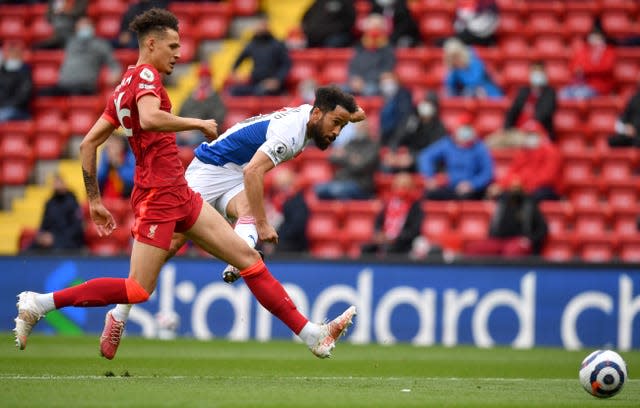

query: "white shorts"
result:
(184, 157), (244, 218)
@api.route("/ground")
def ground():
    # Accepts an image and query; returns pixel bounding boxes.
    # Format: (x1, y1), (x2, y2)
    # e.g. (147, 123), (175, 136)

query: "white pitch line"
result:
(0, 375), (637, 382)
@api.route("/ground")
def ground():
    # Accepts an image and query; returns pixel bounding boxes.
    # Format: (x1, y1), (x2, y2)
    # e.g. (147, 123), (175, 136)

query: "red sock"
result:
(53, 278), (149, 308)
(240, 260), (308, 334)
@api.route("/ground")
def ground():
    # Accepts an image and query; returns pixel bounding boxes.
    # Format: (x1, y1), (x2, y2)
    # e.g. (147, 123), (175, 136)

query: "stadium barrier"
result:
(1, 256), (639, 350)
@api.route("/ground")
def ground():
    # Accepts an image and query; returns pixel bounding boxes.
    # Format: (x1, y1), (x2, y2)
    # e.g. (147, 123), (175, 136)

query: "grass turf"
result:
(1, 334), (639, 407)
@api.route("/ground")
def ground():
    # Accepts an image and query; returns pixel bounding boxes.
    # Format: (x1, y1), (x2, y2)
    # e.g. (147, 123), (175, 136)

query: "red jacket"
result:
(570, 43), (616, 95)
(498, 142), (563, 195)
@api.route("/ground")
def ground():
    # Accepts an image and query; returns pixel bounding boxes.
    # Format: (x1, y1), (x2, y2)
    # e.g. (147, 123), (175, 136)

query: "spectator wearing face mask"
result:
(344, 13), (396, 96)
(379, 71), (414, 146)
(39, 16), (121, 96)
(301, 0), (356, 48)
(560, 24), (616, 100)
(453, 0), (500, 47)
(0, 41), (33, 122)
(486, 61), (557, 148)
(228, 15), (292, 97)
(361, 172), (424, 257)
(32, 0), (89, 50)
(417, 113), (494, 200)
(178, 64), (227, 146)
(27, 173), (85, 253)
(443, 37), (502, 99)
(464, 190), (548, 258)
(370, 0), (421, 48)
(487, 121), (562, 203)
(315, 120), (380, 200)
(382, 91), (447, 173)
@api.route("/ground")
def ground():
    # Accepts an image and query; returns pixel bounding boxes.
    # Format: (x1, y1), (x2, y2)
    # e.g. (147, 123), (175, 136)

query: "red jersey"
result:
(102, 64), (186, 189)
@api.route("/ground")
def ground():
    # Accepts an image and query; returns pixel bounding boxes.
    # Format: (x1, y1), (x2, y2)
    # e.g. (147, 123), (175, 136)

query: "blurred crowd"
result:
(3, 0), (640, 262)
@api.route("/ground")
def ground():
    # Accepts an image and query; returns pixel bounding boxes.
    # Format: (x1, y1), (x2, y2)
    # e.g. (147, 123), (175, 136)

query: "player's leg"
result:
(221, 190), (260, 283)
(14, 240), (165, 351)
(99, 240), (168, 359)
(185, 203), (356, 358)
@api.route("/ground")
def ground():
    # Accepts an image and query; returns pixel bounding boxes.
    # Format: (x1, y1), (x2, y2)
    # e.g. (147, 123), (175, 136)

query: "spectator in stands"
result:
(443, 37), (502, 99)
(32, 0), (88, 50)
(0, 41), (32, 122)
(177, 64), (226, 146)
(97, 133), (135, 199)
(345, 13), (396, 96)
(486, 61), (557, 148)
(370, 0), (421, 48)
(315, 120), (379, 200)
(229, 15), (291, 97)
(608, 79), (640, 148)
(301, 0), (356, 48)
(382, 90), (447, 173)
(487, 121), (562, 203)
(361, 172), (424, 257)
(453, 0), (499, 47)
(113, 0), (170, 49)
(418, 113), (493, 200)
(464, 190), (548, 258)
(379, 71), (414, 146)
(263, 166), (310, 255)
(28, 174), (85, 253)
(560, 25), (616, 100)
(39, 17), (121, 96)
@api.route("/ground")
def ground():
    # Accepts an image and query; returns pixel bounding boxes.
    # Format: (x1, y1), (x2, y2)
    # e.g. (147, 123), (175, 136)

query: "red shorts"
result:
(130, 184), (203, 250)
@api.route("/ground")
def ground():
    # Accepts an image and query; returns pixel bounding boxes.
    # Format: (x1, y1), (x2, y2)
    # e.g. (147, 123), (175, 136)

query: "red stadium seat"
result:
(566, 180), (602, 209)
(0, 158), (32, 185)
(565, 7), (598, 40)
(611, 206), (640, 237)
(619, 236), (640, 263)
(574, 206), (610, 237)
(421, 201), (459, 243)
(542, 235), (576, 262)
(457, 201), (495, 241)
(95, 13), (122, 39)
(579, 236), (617, 263)
(561, 151), (598, 185)
(310, 241), (344, 259)
(31, 62), (59, 88)
(29, 15), (54, 43)
(607, 179), (640, 210)
(231, 0), (259, 16)
(0, 15), (29, 42)
(419, 12), (454, 43)
(320, 63), (348, 86)
(67, 96), (102, 135)
(540, 201), (574, 237)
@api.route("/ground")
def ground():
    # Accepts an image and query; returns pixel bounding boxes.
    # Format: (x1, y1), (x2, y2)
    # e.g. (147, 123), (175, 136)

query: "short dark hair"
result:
(129, 8), (179, 41)
(314, 86), (357, 114)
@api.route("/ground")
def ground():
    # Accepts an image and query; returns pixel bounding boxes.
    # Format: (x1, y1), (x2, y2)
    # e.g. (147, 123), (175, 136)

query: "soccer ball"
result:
(579, 350), (627, 398)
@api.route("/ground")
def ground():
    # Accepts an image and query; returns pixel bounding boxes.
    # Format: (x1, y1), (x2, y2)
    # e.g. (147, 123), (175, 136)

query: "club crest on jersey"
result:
(147, 224), (158, 239)
(140, 68), (155, 82)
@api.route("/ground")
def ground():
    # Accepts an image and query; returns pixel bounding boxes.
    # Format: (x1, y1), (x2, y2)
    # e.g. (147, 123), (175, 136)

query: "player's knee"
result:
(124, 278), (150, 303)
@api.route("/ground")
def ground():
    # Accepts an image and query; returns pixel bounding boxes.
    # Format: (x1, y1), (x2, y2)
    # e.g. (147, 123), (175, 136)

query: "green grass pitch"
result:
(1, 334), (638, 407)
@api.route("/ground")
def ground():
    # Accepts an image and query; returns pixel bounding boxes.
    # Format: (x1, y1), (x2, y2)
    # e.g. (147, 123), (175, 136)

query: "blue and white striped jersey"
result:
(194, 104), (313, 168)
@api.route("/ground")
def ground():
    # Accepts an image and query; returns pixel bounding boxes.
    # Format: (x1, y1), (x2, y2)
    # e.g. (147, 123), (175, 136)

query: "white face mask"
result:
(380, 80), (398, 97)
(417, 102), (435, 118)
(76, 26), (94, 40)
(455, 126), (475, 143)
(376, 0), (395, 7)
(4, 58), (22, 72)
(529, 70), (547, 87)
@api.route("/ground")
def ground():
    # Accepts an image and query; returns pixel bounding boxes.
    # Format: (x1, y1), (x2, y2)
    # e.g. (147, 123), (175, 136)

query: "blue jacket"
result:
(417, 137), (494, 191)
(445, 48), (502, 98)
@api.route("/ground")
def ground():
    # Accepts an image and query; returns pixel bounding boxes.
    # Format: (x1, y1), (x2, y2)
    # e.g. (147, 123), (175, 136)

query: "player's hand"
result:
(256, 220), (279, 244)
(89, 202), (117, 237)
(200, 119), (218, 142)
(350, 106), (366, 123)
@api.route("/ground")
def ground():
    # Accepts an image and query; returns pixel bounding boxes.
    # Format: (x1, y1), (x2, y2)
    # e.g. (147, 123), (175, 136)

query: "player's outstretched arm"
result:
(350, 106), (366, 123)
(137, 94), (218, 140)
(79, 117), (118, 236)
(243, 151), (278, 243)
